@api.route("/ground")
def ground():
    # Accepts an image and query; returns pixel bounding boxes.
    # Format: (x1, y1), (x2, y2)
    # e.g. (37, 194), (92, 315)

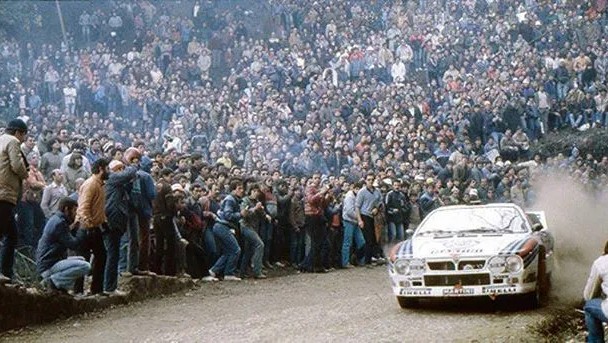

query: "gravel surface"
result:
(2, 266), (559, 343)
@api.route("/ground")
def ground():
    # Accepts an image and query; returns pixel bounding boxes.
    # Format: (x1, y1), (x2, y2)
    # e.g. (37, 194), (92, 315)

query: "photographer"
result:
(583, 240), (608, 343)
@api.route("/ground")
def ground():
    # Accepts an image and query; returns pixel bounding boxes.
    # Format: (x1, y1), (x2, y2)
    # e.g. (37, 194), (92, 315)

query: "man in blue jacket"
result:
(123, 147), (157, 276)
(209, 179), (243, 281)
(37, 197), (90, 293)
(104, 160), (137, 296)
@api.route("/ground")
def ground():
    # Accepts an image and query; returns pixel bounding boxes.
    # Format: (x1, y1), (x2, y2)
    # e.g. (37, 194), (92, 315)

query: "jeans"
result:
(41, 258), (90, 291)
(203, 227), (219, 267)
(290, 229), (305, 266)
(260, 220), (273, 264)
(0, 201), (18, 279)
(118, 232), (128, 273)
(103, 228), (122, 292)
(127, 214), (139, 273)
(387, 222), (404, 243)
(584, 298), (608, 343)
(342, 221), (366, 267)
(210, 223), (241, 276)
(239, 226), (264, 277)
(557, 82), (569, 100)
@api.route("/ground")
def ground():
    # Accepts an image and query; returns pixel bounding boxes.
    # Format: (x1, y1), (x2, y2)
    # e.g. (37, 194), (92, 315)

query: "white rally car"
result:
(388, 203), (554, 308)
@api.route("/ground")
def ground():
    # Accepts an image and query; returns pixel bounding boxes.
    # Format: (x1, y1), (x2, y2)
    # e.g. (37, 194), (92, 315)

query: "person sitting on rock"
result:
(36, 197), (90, 294)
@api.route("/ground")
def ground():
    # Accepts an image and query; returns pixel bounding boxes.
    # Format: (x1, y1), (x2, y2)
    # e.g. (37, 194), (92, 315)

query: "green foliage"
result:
(0, 2), (42, 38)
(531, 129), (608, 159)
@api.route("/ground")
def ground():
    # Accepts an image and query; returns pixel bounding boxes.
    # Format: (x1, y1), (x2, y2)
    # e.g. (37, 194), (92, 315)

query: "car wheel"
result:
(397, 296), (418, 309)
(523, 251), (548, 309)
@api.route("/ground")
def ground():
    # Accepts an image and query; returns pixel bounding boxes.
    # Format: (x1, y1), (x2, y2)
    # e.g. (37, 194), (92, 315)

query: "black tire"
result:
(523, 249), (548, 309)
(397, 297), (418, 309)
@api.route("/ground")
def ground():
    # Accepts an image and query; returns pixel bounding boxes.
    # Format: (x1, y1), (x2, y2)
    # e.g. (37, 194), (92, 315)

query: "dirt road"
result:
(3, 266), (554, 342)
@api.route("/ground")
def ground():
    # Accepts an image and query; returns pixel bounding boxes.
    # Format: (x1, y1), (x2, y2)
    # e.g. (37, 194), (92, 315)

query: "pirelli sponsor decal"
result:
(481, 285), (518, 294)
(400, 288), (432, 296)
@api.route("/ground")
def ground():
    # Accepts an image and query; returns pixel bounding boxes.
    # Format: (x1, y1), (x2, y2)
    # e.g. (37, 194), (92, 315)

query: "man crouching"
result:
(37, 197), (90, 294)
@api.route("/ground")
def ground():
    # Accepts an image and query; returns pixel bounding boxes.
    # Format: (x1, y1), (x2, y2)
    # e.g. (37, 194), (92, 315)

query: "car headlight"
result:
(505, 255), (523, 273)
(394, 259), (411, 275)
(409, 259), (425, 277)
(487, 256), (506, 274)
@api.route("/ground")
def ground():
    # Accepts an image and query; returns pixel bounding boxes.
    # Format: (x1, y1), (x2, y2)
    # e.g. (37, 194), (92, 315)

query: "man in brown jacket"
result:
(74, 158), (110, 295)
(0, 119), (29, 284)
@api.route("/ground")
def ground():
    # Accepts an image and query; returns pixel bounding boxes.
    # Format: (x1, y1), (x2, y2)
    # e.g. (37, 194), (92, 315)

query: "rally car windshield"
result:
(416, 206), (530, 236)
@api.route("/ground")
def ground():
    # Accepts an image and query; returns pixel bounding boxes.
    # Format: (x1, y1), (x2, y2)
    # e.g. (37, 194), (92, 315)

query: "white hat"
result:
(171, 184), (185, 193)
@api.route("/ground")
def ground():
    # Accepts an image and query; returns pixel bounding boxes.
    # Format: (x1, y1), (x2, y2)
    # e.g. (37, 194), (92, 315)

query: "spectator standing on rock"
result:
(17, 151), (46, 250)
(37, 197), (90, 294)
(103, 160), (136, 296)
(153, 168), (177, 276)
(124, 147), (157, 276)
(74, 158), (109, 295)
(583, 240), (608, 343)
(0, 119), (29, 284)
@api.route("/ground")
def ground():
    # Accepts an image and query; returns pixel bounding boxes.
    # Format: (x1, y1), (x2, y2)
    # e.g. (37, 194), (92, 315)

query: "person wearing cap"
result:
(36, 196), (90, 294)
(0, 119), (29, 284)
(152, 168), (178, 276)
(103, 160), (137, 296)
(73, 158), (110, 295)
(41, 169), (69, 219)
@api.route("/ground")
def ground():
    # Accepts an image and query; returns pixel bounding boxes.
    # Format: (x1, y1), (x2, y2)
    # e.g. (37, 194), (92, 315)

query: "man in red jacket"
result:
(303, 173), (332, 273)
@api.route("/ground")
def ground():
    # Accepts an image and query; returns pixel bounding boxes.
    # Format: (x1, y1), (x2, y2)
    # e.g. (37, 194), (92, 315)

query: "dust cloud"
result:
(531, 173), (608, 305)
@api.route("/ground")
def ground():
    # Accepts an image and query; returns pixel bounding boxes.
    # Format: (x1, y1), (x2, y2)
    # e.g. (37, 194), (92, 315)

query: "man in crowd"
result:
(37, 197), (90, 294)
(74, 158), (109, 295)
(209, 179), (243, 281)
(341, 181), (365, 268)
(0, 119), (29, 284)
(153, 168), (177, 276)
(304, 173), (332, 273)
(103, 160), (137, 296)
(355, 173), (384, 265)
(41, 169), (69, 218)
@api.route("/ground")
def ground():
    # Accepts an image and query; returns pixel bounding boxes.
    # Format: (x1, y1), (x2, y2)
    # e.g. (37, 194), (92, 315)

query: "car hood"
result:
(397, 234), (531, 259)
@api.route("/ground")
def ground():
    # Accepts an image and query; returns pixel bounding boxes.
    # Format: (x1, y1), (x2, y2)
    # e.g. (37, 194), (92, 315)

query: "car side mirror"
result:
(532, 223), (543, 232)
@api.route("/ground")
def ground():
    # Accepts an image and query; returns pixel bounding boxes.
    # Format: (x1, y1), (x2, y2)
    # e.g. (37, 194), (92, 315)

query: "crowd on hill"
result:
(0, 0), (608, 296)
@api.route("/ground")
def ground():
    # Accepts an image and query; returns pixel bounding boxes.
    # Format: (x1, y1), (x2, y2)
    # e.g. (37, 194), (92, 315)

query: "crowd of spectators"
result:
(1, 0), (608, 295)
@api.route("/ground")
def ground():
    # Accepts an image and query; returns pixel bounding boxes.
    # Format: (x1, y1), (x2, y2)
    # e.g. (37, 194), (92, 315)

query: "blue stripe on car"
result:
(523, 245), (540, 267)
